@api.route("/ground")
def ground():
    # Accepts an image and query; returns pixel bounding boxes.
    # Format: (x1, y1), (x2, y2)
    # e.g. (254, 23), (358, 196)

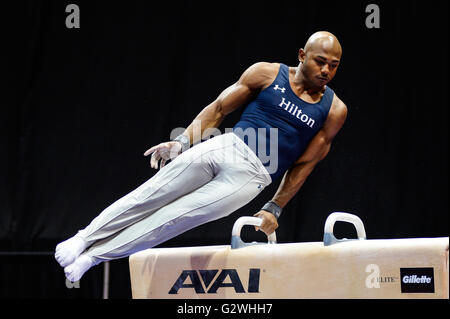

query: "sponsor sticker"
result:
(400, 268), (435, 293)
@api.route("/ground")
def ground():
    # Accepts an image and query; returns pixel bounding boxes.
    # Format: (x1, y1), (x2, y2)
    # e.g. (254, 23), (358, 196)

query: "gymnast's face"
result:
(298, 34), (342, 87)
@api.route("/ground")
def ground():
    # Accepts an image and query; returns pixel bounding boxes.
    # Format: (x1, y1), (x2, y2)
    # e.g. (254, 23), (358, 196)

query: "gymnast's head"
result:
(298, 31), (342, 87)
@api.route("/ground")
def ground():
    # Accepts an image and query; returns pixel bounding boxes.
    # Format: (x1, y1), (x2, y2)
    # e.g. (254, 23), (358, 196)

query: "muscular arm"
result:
(254, 96), (347, 235)
(271, 97), (348, 208)
(144, 62), (277, 169)
(180, 62), (276, 145)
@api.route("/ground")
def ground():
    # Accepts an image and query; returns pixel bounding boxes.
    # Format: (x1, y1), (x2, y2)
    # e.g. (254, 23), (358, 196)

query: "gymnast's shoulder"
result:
(239, 62), (280, 89)
(328, 93), (348, 127)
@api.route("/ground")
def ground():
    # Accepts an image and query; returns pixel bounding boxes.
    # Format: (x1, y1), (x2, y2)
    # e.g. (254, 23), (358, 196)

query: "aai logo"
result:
(169, 269), (260, 294)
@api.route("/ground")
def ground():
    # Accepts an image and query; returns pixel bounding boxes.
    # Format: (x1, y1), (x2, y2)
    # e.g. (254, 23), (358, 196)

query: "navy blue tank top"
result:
(233, 63), (334, 182)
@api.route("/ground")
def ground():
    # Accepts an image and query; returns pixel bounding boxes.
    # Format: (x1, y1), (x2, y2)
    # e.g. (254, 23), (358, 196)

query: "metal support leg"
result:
(103, 261), (110, 299)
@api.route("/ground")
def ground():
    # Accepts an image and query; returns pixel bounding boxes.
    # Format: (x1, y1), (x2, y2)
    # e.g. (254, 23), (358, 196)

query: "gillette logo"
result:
(400, 268), (435, 293)
(402, 275), (432, 284)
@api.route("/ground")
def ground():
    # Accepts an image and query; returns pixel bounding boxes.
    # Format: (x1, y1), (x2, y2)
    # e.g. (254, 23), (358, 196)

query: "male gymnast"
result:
(55, 31), (347, 282)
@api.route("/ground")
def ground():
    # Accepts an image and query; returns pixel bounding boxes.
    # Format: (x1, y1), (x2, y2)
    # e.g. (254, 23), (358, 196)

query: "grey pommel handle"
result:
(231, 217), (277, 249)
(323, 212), (367, 246)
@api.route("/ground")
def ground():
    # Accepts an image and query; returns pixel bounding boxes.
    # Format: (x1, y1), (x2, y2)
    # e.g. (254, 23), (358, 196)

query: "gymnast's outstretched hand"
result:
(143, 141), (182, 170)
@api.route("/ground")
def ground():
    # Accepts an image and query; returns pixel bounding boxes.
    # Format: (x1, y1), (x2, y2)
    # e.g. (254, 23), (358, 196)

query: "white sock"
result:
(55, 235), (88, 268)
(64, 254), (95, 282)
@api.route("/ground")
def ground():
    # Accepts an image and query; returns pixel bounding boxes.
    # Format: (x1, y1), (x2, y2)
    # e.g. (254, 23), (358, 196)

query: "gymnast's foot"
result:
(55, 235), (88, 267)
(64, 254), (95, 282)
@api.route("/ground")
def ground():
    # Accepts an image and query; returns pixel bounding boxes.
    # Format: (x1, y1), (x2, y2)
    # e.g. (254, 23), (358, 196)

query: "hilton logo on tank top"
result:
(273, 86), (316, 128)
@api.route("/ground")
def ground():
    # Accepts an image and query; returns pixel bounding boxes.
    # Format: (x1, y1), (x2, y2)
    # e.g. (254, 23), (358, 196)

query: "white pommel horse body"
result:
(129, 213), (449, 299)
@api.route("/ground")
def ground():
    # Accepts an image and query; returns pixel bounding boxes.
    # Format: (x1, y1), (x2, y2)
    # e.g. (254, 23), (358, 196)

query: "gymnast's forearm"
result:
(271, 162), (316, 208)
(273, 131), (332, 208)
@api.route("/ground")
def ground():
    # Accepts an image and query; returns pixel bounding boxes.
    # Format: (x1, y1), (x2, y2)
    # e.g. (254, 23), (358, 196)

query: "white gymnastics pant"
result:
(76, 132), (272, 264)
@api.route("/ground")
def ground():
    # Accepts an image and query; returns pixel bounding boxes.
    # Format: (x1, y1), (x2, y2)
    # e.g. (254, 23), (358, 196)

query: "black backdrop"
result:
(1, 0), (448, 299)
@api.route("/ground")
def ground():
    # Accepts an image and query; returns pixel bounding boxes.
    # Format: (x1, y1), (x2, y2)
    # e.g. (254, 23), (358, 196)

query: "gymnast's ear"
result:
(298, 48), (306, 63)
